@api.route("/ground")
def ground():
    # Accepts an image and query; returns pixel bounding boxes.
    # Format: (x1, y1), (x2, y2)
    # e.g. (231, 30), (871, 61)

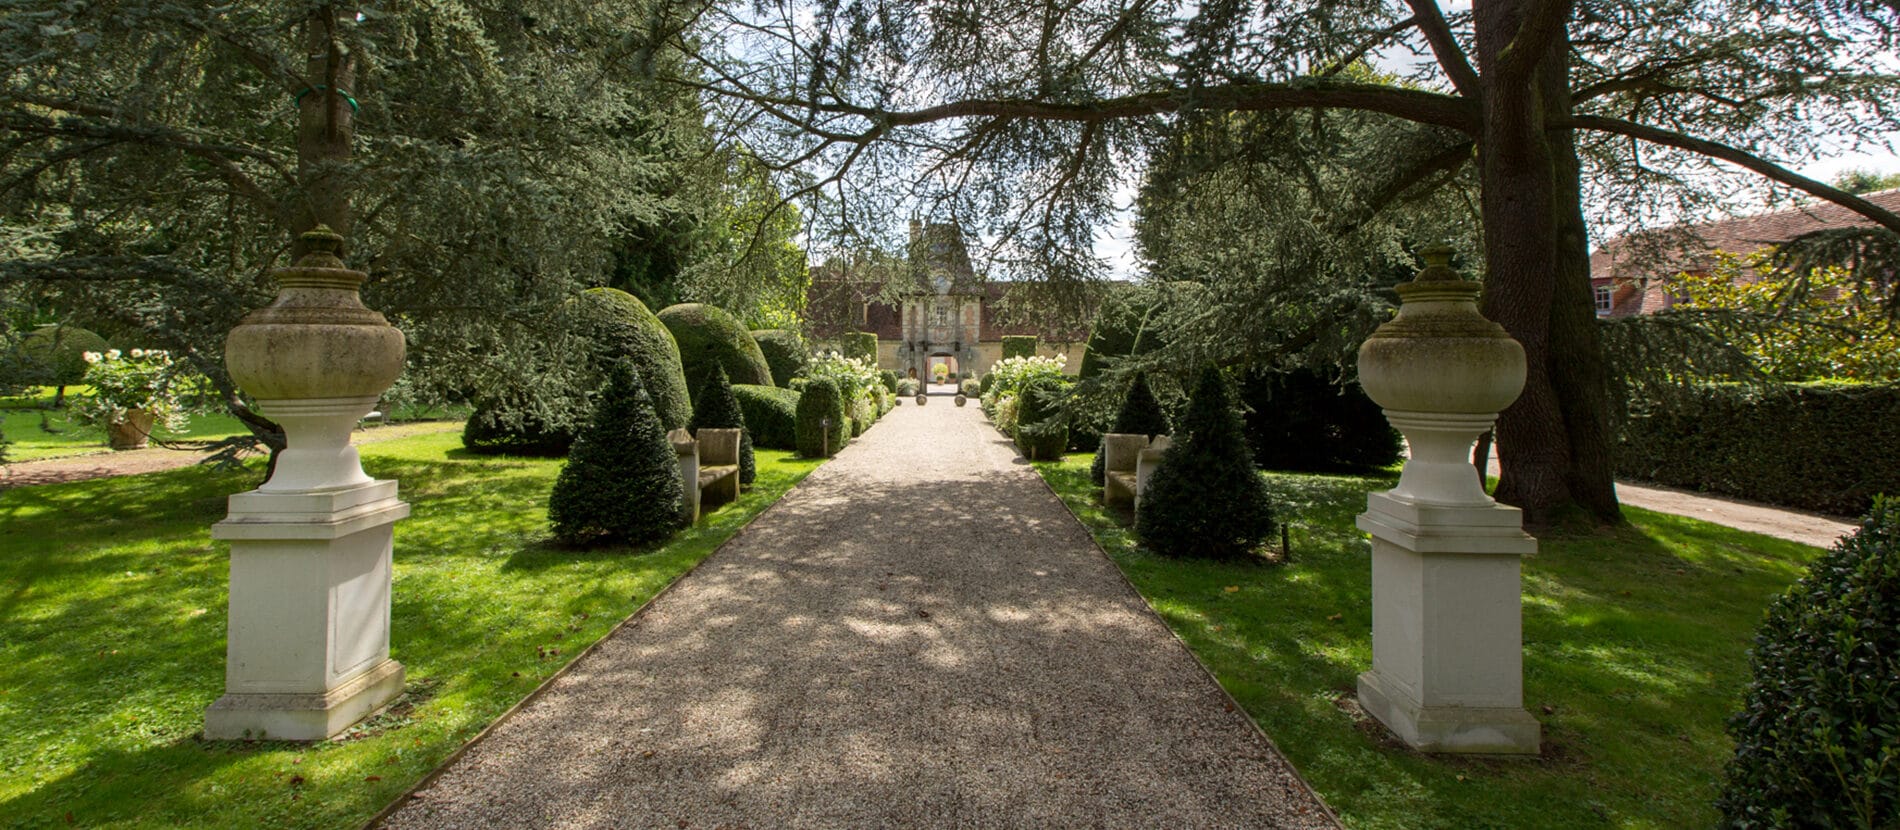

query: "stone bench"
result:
(669, 427), (742, 523)
(1103, 433), (1171, 516)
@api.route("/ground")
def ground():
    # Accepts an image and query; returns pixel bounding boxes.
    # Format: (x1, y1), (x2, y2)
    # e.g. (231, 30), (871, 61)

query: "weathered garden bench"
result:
(1102, 433), (1171, 516)
(668, 427), (742, 523)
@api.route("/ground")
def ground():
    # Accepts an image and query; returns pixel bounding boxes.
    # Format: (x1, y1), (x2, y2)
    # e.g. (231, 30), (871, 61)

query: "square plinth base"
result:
(1359, 670), (1541, 755)
(204, 659), (404, 741)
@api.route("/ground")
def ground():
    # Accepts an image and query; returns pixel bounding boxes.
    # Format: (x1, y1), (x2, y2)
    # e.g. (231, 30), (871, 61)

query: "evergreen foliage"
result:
(1718, 499), (1900, 828)
(1137, 366), (1275, 559)
(1091, 371), (1172, 486)
(879, 369), (900, 394)
(733, 384), (800, 450)
(1002, 336), (1038, 360)
(960, 378), (981, 397)
(547, 362), (683, 547)
(842, 331), (878, 363)
(658, 303), (774, 397)
(691, 365), (756, 485)
(1616, 382), (1900, 515)
(20, 325), (109, 388)
(463, 288), (689, 456)
(795, 377), (849, 458)
(752, 329), (811, 387)
(1014, 375), (1070, 460)
(1240, 369), (1401, 472)
(1077, 290), (1150, 380)
(979, 372), (997, 396)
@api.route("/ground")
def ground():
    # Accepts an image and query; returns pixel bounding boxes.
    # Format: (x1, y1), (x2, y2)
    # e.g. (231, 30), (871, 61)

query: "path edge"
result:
(1024, 452), (1347, 829)
(359, 460), (827, 830)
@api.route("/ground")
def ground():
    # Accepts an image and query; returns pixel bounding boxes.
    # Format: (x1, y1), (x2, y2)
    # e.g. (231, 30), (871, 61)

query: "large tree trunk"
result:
(292, 5), (357, 259)
(1542, 35), (1622, 523)
(1473, 0), (1579, 527)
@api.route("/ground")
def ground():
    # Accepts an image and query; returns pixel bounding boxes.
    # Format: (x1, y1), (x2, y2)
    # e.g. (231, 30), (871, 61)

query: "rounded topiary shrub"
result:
(21, 324), (109, 389)
(691, 364), (755, 486)
(1241, 368), (1401, 472)
(1014, 375), (1070, 461)
(658, 303), (773, 399)
(1092, 371), (1172, 486)
(1137, 366), (1275, 559)
(960, 378), (980, 398)
(464, 288), (690, 456)
(978, 372), (996, 396)
(1718, 498), (1899, 828)
(879, 369), (899, 394)
(733, 384), (799, 450)
(548, 361), (683, 547)
(752, 329), (810, 388)
(795, 377), (849, 458)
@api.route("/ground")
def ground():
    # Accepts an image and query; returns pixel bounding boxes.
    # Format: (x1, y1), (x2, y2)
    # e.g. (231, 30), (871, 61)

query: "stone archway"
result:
(927, 353), (959, 387)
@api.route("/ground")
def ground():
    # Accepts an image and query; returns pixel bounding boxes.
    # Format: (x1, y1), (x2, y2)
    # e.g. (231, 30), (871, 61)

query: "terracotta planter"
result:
(107, 408), (156, 450)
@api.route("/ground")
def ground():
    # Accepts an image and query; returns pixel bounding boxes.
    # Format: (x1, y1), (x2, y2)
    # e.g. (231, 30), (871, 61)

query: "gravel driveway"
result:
(379, 400), (1337, 829)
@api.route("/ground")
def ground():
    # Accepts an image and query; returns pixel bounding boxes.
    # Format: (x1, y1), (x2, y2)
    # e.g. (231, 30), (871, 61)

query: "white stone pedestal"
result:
(204, 479), (409, 740)
(1356, 492), (1541, 754)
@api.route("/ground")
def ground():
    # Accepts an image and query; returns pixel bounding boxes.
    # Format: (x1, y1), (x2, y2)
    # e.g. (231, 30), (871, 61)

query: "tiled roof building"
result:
(1589, 188), (1900, 317)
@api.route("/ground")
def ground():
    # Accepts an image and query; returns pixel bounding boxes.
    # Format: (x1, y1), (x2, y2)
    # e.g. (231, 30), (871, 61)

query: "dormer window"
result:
(1594, 285), (1613, 315)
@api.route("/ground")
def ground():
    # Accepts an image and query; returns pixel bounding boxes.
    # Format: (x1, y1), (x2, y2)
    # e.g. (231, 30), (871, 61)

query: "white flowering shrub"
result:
(805, 351), (881, 404)
(74, 349), (189, 430)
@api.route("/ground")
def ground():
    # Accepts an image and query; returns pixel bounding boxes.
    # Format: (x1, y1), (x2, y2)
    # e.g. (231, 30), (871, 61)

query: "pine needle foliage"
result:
(548, 362), (682, 548)
(1015, 375), (1070, 460)
(795, 377), (848, 458)
(1092, 371), (1171, 486)
(1137, 366), (1275, 559)
(691, 364), (756, 485)
(1718, 498), (1900, 829)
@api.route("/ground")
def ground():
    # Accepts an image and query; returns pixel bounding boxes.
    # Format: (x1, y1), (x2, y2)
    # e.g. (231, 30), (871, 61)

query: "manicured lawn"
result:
(0, 432), (821, 829)
(1, 387), (251, 461)
(1033, 453), (1824, 830)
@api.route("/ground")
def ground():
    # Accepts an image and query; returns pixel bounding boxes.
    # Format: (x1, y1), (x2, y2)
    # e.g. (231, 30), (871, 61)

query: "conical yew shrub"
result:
(1136, 365), (1275, 559)
(1092, 371), (1171, 486)
(548, 361), (683, 546)
(692, 364), (756, 485)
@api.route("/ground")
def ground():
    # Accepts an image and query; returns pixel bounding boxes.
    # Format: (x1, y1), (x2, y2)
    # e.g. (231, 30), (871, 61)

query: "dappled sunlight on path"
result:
(380, 402), (1336, 829)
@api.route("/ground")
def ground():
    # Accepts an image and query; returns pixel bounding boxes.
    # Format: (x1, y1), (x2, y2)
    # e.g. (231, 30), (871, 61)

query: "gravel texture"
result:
(379, 401), (1338, 829)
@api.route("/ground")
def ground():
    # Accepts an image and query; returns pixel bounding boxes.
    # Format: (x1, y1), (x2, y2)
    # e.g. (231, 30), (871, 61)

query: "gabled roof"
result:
(1590, 188), (1900, 285)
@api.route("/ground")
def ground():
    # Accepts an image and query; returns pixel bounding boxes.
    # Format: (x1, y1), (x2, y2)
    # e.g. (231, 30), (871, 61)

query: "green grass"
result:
(1033, 453), (1824, 829)
(0, 431), (822, 829)
(1, 388), (251, 461)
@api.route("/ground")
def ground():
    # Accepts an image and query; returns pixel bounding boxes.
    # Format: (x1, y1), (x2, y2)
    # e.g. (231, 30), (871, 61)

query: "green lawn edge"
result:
(0, 430), (823, 829)
(1031, 452), (1820, 830)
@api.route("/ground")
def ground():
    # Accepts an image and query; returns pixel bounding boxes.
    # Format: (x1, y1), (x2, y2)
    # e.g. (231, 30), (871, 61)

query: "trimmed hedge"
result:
(751, 329), (809, 387)
(658, 303), (773, 399)
(732, 384), (799, 450)
(1240, 368), (1401, 472)
(842, 331), (878, 364)
(21, 324), (109, 387)
(879, 369), (899, 394)
(795, 377), (849, 458)
(1014, 375), (1070, 461)
(1615, 382), (1900, 515)
(464, 288), (689, 456)
(1138, 366), (1275, 559)
(691, 365), (755, 486)
(1718, 498), (1899, 827)
(1001, 335), (1038, 361)
(548, 361), (683, 546)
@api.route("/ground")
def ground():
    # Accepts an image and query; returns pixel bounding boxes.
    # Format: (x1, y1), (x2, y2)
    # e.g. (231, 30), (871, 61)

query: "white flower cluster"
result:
(81, 348), (170, 364)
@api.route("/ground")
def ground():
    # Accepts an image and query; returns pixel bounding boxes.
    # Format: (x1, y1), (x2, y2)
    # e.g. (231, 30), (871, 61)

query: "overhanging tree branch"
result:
(1403, 0), (1480, 96)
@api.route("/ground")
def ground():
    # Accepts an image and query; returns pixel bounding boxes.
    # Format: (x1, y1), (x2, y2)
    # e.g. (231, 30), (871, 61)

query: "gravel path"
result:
(380, 400), (1337, 829)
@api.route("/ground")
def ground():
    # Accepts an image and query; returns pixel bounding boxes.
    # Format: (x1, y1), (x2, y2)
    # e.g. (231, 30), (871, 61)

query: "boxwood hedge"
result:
(659, 303), (774, 397)
(751, 329), (809, 387)
(732, 384), (800, 450)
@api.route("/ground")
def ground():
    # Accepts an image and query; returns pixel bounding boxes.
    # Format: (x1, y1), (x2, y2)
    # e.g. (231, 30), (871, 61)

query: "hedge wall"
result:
(1615, 382), (1900, 515)
(841, 331), (878, 364)
(21, 324), (109, 387)
(1001, 335), (1037, 361)
(751, 329), (809, 387)
(658, 303), (773, 398)
(733, 384), (800, 450)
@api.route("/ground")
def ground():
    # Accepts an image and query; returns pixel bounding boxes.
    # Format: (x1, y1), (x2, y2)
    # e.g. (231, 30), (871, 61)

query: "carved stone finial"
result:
(294, 225), (348, 269)
(1414, 243), (1460, 282)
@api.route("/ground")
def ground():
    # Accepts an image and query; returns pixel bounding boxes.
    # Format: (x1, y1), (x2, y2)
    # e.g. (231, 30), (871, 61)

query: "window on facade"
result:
(932, 303), (950, 327)
(1594, 285), (1613, 315)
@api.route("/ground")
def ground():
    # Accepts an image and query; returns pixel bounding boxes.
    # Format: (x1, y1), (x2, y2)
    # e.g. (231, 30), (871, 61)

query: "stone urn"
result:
(1356, 244), (1525, 506)
(225, 226), (406, 492)
(106, 408), (156, 450)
